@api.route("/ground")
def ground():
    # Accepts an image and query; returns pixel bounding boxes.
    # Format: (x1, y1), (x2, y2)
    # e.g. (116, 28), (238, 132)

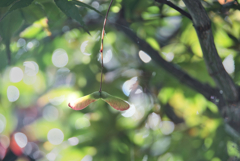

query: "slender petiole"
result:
(99, 0), (114, 93)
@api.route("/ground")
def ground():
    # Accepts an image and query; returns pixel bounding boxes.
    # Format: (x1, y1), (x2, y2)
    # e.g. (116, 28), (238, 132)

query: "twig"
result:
(99, 0), (114, 93)
(155, 0), (192, 20)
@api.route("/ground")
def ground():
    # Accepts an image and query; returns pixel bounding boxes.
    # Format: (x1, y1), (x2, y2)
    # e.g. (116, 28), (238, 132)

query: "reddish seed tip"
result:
(100, 49), (103, 52)
(68, 103), (72, 108)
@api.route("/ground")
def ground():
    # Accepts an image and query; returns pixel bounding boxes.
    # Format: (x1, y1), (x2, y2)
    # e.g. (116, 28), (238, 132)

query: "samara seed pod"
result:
(68, 91), (100, 110)
(100, 91), (130, 111)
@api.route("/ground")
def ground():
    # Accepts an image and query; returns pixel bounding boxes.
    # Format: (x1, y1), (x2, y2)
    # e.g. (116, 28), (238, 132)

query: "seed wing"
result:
(68, 95), (97, 110)
(102, 96), (130, 111)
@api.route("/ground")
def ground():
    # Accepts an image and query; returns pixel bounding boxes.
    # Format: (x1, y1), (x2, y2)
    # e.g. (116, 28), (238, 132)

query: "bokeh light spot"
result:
(52, 49), (68, 68)
(121, 104), (136, 117)
(49, 95), (65, 106)
(165, 52), (174, 62)
(82, 155), (93, 161)
(122, 77), (138, 96)
(75, 116), (90, 129)
(160, 121), (175, 135)
(7, 86), (20, 102)
(43, 106), (59, 121)
(47, 128), (64, 145)
(147, 112), (161, 130)
(46, 152), (57, 161)
(92, 1), (99, 9)
(17, 38), (26, 47)
(68, 137), (79, 146)
(9, 67), (23, 83)
(81, 41), (91, 56)
(139, 50), (151, 63)
(23, 142), (32, 155)
(14, 132), (28, 148)
(23, 61), (39, 76)
(223, 54), (235, 74)
(135, 89), (143, 94)
(98, 49), (112, 64)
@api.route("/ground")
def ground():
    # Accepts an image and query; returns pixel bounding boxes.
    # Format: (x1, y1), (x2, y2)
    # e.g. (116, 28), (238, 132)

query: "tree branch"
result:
(155, 0), (192, 20)
(114, 18), (218, 101)
(182, 0), (239, 103)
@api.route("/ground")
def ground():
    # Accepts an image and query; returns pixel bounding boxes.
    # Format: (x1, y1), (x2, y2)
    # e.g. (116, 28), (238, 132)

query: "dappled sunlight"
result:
(0, 0), (239, 160)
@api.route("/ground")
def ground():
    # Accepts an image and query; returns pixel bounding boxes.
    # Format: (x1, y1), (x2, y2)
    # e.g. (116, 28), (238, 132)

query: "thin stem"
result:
(155, 0), (192, 20)
(99, 0), (114, 93)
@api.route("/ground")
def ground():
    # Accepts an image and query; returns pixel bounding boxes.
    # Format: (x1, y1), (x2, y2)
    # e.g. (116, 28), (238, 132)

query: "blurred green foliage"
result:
(0, 0), (240, 161)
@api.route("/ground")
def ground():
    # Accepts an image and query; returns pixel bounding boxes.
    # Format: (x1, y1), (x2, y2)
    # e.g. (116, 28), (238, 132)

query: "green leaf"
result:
(70, 0), (102, 15)
(101, 91), (130, 111)
(54, 0), (89, 34)
(0, 0), (33, 21)
(68, 91), (100, 110)
(0, 10), (24, 42)
(0, 0), (17, 7)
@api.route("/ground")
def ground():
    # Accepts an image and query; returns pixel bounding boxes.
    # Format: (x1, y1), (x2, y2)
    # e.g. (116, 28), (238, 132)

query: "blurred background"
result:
(0, 0), (240, 160)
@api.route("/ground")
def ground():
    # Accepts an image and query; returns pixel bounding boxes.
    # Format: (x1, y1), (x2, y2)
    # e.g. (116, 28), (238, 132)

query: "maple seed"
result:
(100, 91), (130, 111)
(68, 91), (130, 111)
(68, 91), (100, 110)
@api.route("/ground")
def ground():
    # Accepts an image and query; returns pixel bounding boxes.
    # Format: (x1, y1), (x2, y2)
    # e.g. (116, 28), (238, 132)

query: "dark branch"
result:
(155, 0), (192, 20)
(163, 103), (184, 124)
(182, 0), (239, 103)
(114, 18), (218, 102)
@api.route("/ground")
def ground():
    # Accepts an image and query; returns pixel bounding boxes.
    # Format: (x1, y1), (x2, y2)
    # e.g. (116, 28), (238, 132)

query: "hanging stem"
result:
(99, 0), (114, 93)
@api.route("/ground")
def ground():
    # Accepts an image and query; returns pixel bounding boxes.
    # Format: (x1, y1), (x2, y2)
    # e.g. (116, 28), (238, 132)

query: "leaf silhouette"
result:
(54, 0), (90, 34)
